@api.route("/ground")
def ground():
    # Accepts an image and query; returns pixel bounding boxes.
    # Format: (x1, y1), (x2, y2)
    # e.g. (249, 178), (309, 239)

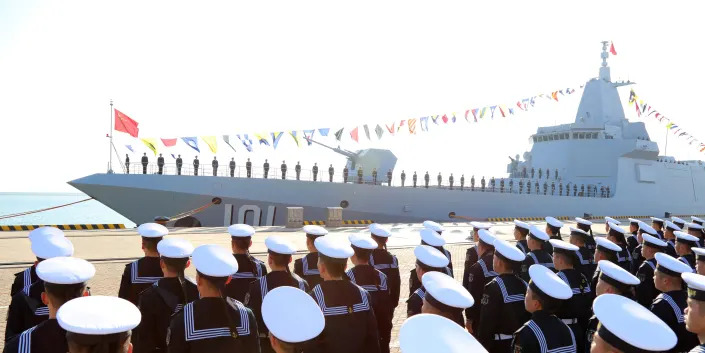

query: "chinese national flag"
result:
(610, 42), (617, 55)
(114, 109), (139, 137)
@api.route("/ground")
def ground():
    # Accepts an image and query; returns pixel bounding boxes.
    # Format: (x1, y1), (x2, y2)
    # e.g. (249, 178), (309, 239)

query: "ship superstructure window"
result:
(573, 132), (578, 139)
(592, 132), (598, 139)
(578, 133), (585, 139)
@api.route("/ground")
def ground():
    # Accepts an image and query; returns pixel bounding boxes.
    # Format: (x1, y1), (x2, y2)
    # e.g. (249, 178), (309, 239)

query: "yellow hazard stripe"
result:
(486, 215), (705, 223)
(0, 224), (126, 232)
(302, 220), (374, 226)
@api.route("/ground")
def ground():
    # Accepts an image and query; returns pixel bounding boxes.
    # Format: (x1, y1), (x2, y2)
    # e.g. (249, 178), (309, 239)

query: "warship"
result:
(69, 42), (705, 226)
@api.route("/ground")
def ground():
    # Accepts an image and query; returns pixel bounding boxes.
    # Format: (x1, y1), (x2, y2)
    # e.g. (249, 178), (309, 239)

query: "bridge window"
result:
(592, 132), (598, 139)
(578, 133), (585, 139)
(573, 132), (578, 139)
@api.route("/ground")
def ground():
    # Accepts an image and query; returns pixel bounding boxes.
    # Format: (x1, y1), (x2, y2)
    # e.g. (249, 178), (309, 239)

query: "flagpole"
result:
(664, 126), (668, 156)
(109, 99), (114, 173)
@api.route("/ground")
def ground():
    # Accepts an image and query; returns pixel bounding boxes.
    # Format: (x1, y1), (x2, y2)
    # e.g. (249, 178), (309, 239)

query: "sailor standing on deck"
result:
(675, 231), (700, 270)
(224, 224), (267, 303)
(342, 165), (347, 182)
(514, 220), (531, 254)
(368, 225), (401, 320)
(307, 236), (381, 353)
(520, 226), (553, 282)
(296, 162), (302, 181)
(193, 156), (199, 176)
(463, 222), (492, 288)
(132, 238), (199, 353)
(407, 245), (450, 318)
(246, 158), (252, 178)
(244, 236), (309, 353)
(465, 229), (498, 334)
(280, 161), (287, 179)
(312, 163), (318, 181)
(510, 265), (576, 353)
(3, 257), (95, 353)
(157, 154), (165, 174)
(176, 155), (182, 175)
(605, 222), (633, 273)
(5, 235), (75, 341)
(635, 234), (668, 307)
(329, 164), (334, 182)
(663, 221), (681, 257)
(568, 227), (597, 281)
(652, 217), (666, 239)
(126, 154), (130, 174)
(260, 287), (325, 353)
(264, 159), (270, 179)
(420, 272), (473, 327)
(141, 153), (149, 174)
(293, 225), (328, 289)
(212, 157), (218, 176)
(167, 244), (261, 353)
(118, 223), (166, 306)
(544, 217), (564, 255)
(682, 273), (705, 353)
(413, 171), (417, 187)
(229, 158), (236, 177)
(10, 227), (64, 297)
(477, 239), (529, 353)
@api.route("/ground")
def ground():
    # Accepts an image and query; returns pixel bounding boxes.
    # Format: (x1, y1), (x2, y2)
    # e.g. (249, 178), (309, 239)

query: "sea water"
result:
(0, 192), (136, 228)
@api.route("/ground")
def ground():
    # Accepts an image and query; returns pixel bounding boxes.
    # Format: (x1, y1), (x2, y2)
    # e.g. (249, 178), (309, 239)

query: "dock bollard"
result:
(286, 207), (304, 228)
(327, 207), (343, 228)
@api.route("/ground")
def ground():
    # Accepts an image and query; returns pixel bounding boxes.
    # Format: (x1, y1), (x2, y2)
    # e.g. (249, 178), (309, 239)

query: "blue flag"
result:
(271, 132), (283, 149)
(125, 145), (135, 153)
(237, 134), (253, 152)
(420, 117), (429, 131)
(182, 137), (200, 152)
(318, 128), (330, 136)
(303, 129), (315, 145)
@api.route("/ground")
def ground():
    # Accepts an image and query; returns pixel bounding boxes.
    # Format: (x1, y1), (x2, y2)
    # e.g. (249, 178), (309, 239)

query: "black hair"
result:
(515, 226), (529, 238)
(197, 271), (238, 337)
(162, 257), (190, 305)
(371, 234), (388, 250)
(553, 249), (579, 268)
(44, 282), (86, 307)
(142, 237), (163, 252)
(494, 251), (521, 273)
(352, 246), (373, 261)
(231, 237), (251, 251)
(269, 251), (293, 269)
(577, 223), (593, 236)
(319, 255), (346, 278)
(599, 249), (618, 263)
(416, 261), (445, 274)
(608, 229), (627, 246)
(547, 225), (561, 237)
(529, 282), (561, 313)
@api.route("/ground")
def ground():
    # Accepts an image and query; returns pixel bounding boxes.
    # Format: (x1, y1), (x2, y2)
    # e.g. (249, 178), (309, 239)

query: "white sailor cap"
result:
(37, 257), (95, 285)
(687, 222), (704, 231)
(421, 272), (474, 310)
(607, 222), (627, 235)
(31, 235), (74, 259)
(423, 220), (444, 232)
(683, 272), (705, 301)
(642, 234), (667, 250)
(593, 294), (677, 352)
(604, 217), (621, 225)
(568, 227), (590, 238)
(470, 221), (491, 230)
(694, 248), (705, 262)
(639, 222), (658, 236)
(691, 216), (705, 225)
(598, 260), (639, 290)
(664, 221), (681, 232)
(137, 223), (168, 238)
(493, 239), (526, 263)
(650, 217), (665, 224)
(369, 224), (391, 238)
(399, 314), (488, 353)
(549, 239), (579, 254)
(672, 217), (686, 225)
(157, 238), (194, 258)
(58, 296), (141, 337)
(477, 229), (496, 247)
(262, 286), (325, 343)
(528, 225), (549, 242)
(628, 218), (640, 224)
(595, 237), (621, 254)
(513, 220), (530, 230)
(348, 234), (378, 250)
(420, 228), (446, 247)
(228, 224), (255, 237)
(655, 253), (693, 277)
(192, 244), (238, 277)
(414, 245), (450, 269)
(575, 217), (593, 226)
(314, 236), (354, 260)
(545, 216), (563, 229)
(528, 264), (572, 300)
(675, 231), (699, 246)
(265, 236), (297, 255)
(303, 225), (328, 237)
(28, 227), (64, 242)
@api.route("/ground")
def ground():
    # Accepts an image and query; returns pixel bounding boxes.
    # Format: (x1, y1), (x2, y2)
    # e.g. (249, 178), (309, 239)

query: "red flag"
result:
(441, 114), (448, 124)
(161, 138), (177, 147)
(114, 109), (139, 137)
(350, 127), (359, 142)
(610, 42), (617, 55)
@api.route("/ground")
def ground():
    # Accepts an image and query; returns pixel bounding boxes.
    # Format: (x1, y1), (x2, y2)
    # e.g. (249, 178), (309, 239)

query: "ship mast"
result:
(599, 41), (611, 82)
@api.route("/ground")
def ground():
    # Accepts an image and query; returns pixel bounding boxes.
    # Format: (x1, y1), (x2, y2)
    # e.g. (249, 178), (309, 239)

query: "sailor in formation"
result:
(683, 272), (705, 353)
(410, 224), (452, 295)
(630, 221), (658, 272)
(399, 314), (489, 353)
(4, 257), (95, 353)
(520, 226), (553, 281)
(421, 220), (453, 273)
(568, 227), (596, 280)
(476, 239), (529, 353)
(368, 224), (401, 318)
(686, 222), (705, 247)
(543, 216), (564, 255)
(293, 225), (328, 289)
(132, 238), (199, 353)
(420, 271), (473, 327)
(695, 247), (705, 276)
(6, 234), (75, 340)
(463, 222), (492, 289)
(672, 216), (687, 230)
(663, 221), (681, 257)
(675, 231), (700, 270)
(590, 237), (622, 295)
(651, 217), (666, 238)
(167, 244), (260, 352)
(626, 218), (641, 254)
(635, 234), (668, 307)
(407, 245), (450, 318)
(260, 286), (325, 353)
(605, 222), (633, 273)
(347, 234), (394, 353)
(244, 236), (309, 353)
(307, 236), (381, 353)
(118, 223), (166, 306)
(10, 227), (63, 297)
(574, 217), (596, 256)
(513, 220), (530, 254)
(464, 229), (498, 334)
(263, 159), (270, 178)
(224, 224), (268, 303)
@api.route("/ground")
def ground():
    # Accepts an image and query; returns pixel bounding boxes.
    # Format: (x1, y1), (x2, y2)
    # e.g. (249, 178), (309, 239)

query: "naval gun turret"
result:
(307, 138), (398, 183)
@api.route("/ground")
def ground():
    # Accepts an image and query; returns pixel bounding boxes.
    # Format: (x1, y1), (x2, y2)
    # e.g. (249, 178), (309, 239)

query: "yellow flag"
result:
(141, 138), (158, 155)
(202, 136), (218, 153)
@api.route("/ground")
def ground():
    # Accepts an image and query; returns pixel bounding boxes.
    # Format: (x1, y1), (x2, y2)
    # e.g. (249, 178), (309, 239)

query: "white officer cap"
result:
(262, 286), (325, 343)
(28, 227), (64, 242)
(528, 264), (572, 300)
(420, 228), (446, 247)
(477, 229), (496, 247)
(650, 217), (665, 224)
(691, 216), (705, 224)
(598, 260), (639, 288)
(694, 248), (705, 262)
(575, 217), (593, 226)
(37, 257), (95, 285)
(568, 227), (590, 238)
(675, 231), (699, 246)
(31, 235), (74, 259)
(157, 238), (194, 258)
(265, 236), (297, 255)
(607, 222), (627, 235)
(302, 225), (328, 237)
(545, 216), (563, 228)
(421, 272), (474, 309)
(137, 223), (168, 238)
(639, 222), (658, 236)
(348, 234), (378, 250)
(595, 237), (621, 254)
(314, 236), (354, 260)
(513, 220), (530, 230)
(414, 245), (450, 268)
(423, 220), (445, 233)
(369, 224), (391, 238)
(655, 253), (693, 277)
(672, 217), (686, 226)
(687, 222), (704, 230)
(664, 221), (681, 232)
(493, 239), (526, 263)
(399, 314), (488, 353)
(683, 272), (705, 301)
(628, 218), (640, 224)
(528, 225), (549, 242)
(593, 294), (677, 352)
(549, 239), (579, 253)
(470, 221), (491, 230)
(58, 296), (141, 337)
(642, 234), (667, 250)
(228, 224), (255, 237)
(604, 217), (621, 225)
(192, 244), (238, 277)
